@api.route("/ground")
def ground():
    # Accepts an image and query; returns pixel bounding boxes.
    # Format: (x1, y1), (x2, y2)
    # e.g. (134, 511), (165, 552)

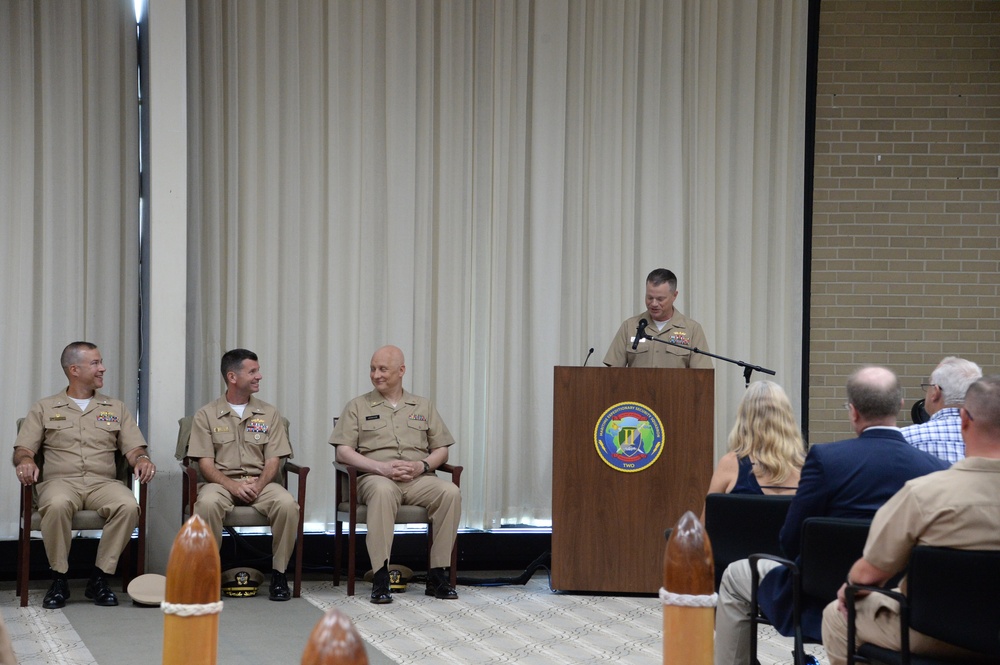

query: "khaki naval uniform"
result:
(821, 457), (1000, 665)
(603, 309), (712, 369)
(187, 395), (299, 571)
(329, 390), (461, 570)
(14, 391), (145, 575)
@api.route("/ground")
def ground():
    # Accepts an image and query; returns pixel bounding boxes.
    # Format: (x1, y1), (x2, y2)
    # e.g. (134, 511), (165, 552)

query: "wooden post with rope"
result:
(301, 608), (369, 665)
(661, 511), (715, 665)
(162, 514), (222, 665)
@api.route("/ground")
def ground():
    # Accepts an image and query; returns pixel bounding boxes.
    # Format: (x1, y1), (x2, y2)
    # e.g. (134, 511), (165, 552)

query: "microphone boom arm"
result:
(639, 333), (775, 387)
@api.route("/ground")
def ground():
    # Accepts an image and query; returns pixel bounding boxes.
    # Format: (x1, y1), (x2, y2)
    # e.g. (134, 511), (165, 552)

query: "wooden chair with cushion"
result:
(16, 418), (147, 607)
(749, 516), (873, 665)
(846, 545), (1000, 665)
(176, 415), (308, 598)
(704, 492), (794, 591)
(333, 460), (462, 596)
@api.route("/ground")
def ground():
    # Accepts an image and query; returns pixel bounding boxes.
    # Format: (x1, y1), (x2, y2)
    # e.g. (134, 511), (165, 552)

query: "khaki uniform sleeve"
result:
(186, 407), (216, 459)
(328, 400), (360, 449)
(425, 403), (455, 450)
(116, 406), (148, 455)
(862, 484), (920, 576)
(14, 402), (46, 454)
(686, 320), (713, 369)
(602, 319), (632, 367)
(262, 410), (292, 459)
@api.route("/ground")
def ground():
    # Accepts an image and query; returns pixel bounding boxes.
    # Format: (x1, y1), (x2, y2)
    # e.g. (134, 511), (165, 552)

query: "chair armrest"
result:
(845, 584), (907, 665)
(436, 463), (463, 487)
(748, 553), (797, 583)
(283, 462), (309, 510)
(20, 480), (32, 529)
(179, 458), (200, 519)
(332, 461), (361, 513)
(748, 553), (799, 622)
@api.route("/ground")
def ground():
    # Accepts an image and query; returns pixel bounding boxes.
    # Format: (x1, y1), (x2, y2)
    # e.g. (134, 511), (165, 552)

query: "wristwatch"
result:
(422, 460), (430, 474)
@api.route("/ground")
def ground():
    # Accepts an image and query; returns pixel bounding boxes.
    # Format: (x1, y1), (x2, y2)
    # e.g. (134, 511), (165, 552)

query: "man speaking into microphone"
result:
(602, 268), (712, 369)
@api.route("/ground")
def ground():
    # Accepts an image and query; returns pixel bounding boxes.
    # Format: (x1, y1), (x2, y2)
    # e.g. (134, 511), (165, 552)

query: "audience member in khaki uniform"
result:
(822, 375), (1000, 664)
(12, 341), (155, 609)
(187, 348), (298, 602)
(329, 345), (461, 604)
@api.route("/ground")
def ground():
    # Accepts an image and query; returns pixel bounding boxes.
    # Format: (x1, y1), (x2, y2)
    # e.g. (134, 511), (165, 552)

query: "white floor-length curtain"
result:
(0, 0), (140, 538)
(186, 0), (806, 532)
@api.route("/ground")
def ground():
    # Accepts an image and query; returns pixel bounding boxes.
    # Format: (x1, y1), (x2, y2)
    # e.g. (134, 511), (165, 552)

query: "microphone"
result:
(583, 347), (595, 366)
(632, 319), (648, 350)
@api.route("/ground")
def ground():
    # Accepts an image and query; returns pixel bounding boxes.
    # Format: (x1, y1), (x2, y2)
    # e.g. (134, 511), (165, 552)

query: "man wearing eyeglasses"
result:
(902, 356), (982, 464)
(714, 366), (948, 665)
(822, 375), (1000, 664)
(12, 341), (155, 610)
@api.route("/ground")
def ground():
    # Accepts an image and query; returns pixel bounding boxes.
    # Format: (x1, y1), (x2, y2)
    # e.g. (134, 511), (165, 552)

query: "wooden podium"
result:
(551, 366), (714, 593)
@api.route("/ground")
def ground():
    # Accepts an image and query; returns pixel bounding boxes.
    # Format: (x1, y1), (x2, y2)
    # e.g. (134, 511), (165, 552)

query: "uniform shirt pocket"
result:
(211, 430), (236, 445)
(42, 420), (75, 449)
(406, 419), (429, 432)
(95, 420), (122, 432)
(361, 419), (387, 433)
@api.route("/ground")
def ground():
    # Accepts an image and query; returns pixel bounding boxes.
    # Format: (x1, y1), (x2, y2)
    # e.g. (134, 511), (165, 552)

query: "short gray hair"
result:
(965, 376), (1000, 435)
(931, 356), (983, 406)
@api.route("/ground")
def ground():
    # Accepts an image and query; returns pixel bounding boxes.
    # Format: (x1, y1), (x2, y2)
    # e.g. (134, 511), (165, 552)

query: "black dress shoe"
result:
(268, 570), (291, 601)
(43, 577), (70, 609)
(425, 568), (458, 600)
(85, 574), (119, 607)
(370, 566), (392, 604)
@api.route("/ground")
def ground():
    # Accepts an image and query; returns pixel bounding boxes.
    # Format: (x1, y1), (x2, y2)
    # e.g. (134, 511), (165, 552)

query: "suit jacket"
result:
(756, 427), (948, 640)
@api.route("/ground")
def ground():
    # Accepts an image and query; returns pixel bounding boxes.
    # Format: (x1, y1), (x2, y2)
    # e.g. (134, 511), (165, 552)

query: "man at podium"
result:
(603, 268), (712, 369)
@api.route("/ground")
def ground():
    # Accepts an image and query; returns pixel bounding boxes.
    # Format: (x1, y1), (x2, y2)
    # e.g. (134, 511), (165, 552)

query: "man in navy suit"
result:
(713, 366), (948, 665)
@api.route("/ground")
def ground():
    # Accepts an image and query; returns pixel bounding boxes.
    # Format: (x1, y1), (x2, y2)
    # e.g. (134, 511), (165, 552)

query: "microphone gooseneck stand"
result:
(638, 331), (775, 388)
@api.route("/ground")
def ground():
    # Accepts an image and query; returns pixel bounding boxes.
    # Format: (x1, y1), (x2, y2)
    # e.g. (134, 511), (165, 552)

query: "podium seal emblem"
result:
(594, 402), (665, 472)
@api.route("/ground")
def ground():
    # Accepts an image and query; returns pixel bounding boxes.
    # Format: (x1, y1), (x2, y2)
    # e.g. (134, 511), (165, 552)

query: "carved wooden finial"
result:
(163, 515), (222, 665)
(662, 510), (715, 665)
(301, 608), (369, 665)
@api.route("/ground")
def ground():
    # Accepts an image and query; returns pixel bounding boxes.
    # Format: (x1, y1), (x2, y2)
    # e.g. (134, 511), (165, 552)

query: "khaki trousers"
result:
(194, 482), (299, 571)
(821, 593), (993, 665)
(35, 476), (139, 575)
(358, 474), (461, 570)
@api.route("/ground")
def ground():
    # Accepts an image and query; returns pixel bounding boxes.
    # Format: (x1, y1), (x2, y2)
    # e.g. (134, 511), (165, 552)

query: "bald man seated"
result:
(329, 345), (462, 604)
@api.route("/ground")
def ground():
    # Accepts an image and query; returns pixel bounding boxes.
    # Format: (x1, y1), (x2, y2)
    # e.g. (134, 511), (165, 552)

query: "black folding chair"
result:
(704, 492), (794, 590)
(749, 517), (872, 665)
(847, 546), (1000, 665)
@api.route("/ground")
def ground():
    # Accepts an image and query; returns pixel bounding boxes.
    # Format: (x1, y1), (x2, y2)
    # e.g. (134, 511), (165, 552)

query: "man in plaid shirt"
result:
(901, 356), (982, 464)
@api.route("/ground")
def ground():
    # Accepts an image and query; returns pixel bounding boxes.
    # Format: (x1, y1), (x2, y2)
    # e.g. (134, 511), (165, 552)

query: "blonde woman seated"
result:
(705, 381), (804, 504)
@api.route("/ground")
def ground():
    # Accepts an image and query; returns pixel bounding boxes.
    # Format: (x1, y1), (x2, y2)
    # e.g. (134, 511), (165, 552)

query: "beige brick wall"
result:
(809, 1), (1000, 442)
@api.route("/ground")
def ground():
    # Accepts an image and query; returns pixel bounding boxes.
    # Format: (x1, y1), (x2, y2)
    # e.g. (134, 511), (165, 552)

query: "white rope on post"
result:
(659, 587), (718, 608)
(161, 600), (224, 616)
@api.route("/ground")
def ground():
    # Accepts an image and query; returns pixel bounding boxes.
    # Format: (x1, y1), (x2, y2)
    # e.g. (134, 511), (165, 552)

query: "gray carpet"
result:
(4, 577), (825, 664)
(8, 579), (395, 665)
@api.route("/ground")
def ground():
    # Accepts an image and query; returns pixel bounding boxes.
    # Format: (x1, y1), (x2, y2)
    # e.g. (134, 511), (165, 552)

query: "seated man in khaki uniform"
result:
(187, 348), (299, 602)
(330, 345), (462, 604)
(13, 341), (156, 609)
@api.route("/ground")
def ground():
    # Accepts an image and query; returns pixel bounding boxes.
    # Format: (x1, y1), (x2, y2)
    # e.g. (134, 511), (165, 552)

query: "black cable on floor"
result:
(455, 551), (551, 586)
